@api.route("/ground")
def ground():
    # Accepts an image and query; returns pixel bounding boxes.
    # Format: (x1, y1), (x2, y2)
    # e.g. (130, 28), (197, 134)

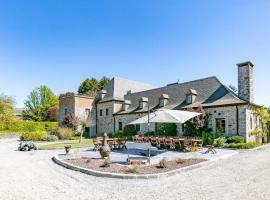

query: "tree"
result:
(0, 94), (16, 122)
(78, 76), (110, 96)
(23, 85), (59, 121)
(253, 106), (270, 143)
(183, 106), (209, 136)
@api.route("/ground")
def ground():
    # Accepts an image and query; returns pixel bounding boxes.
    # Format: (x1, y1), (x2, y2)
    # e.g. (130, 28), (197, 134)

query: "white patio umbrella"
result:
(128, 108), (202, 125)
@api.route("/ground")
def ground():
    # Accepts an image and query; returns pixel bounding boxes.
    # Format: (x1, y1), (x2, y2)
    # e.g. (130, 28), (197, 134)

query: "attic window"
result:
(186, 89), (197, 104)
(186, 95), (193, 104)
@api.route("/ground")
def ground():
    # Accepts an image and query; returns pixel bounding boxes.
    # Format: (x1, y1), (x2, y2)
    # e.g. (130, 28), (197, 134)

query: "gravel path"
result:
(1, 138), (270, 200)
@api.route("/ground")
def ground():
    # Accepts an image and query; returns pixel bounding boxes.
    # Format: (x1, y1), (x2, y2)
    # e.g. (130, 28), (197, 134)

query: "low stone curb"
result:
(52, 151), (238, 179)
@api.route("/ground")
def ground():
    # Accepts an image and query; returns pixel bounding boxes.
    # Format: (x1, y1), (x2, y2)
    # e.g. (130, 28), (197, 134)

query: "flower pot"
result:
(64, 145), (71, 154)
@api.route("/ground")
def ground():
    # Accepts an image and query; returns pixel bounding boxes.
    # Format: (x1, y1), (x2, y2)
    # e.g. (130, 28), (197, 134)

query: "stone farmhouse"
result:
(59, 61), (260, 142)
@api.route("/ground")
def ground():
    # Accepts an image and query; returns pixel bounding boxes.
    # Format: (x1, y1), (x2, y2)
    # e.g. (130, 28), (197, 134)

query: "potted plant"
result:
(64, 145), (72, 154)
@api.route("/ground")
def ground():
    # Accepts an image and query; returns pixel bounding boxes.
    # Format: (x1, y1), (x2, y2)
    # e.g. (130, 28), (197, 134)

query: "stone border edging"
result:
(52, 151), (238, 179)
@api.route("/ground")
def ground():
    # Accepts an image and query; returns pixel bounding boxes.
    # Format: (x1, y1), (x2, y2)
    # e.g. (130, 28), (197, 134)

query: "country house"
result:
(59, 61), (259, 142)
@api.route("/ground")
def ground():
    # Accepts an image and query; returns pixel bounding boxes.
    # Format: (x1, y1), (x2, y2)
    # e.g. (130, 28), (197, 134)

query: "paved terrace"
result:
(1, 138), (270, 200)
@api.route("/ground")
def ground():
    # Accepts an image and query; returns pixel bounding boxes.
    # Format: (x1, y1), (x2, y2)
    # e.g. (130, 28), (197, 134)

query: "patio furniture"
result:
(158, 137), (165, 148)
(93, 137), (102, 151)
(204, 145), (217, 154)
(118, 137), (128, 150)
(126, 142), (152, 164)
(164, 137), (173, 149)
(172, 138), (184, 151)
(150, 137), (159, 147)
(183, 138), (192, 152)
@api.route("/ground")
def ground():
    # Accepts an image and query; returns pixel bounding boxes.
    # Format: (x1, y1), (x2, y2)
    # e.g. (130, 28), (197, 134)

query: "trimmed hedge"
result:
(226, 136), (245, 144)
(20, 131), (47, 141)
(223, 142), (259, 149)
(0, 121), (58, 133)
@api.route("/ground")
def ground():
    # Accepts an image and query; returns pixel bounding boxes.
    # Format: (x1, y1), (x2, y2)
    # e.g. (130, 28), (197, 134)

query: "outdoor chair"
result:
(172, 138), (183, 151)
(143, 137), (150, 142)
(183, 138), (192, 152)
(158, 137), (165, 149)
(150, 137), (159, 147)
(164, 138), (173, 149)
(93, 137), (102, 151)
(119, 138), (127, 150)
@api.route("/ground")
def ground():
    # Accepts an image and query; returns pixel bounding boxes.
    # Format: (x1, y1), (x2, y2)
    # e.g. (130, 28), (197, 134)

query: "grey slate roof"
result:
(116, 76), (247, 115)
(99, 77), (157, 102)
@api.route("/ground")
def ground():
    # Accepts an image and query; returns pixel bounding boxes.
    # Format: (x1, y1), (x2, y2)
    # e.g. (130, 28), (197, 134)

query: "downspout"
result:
(236, 105), (239, 135)
(95, 102), (98, 135)
(113, 115), (116, 133)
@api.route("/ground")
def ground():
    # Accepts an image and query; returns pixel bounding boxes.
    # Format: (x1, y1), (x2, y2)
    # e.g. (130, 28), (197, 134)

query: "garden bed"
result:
(65, 157), (206, 175)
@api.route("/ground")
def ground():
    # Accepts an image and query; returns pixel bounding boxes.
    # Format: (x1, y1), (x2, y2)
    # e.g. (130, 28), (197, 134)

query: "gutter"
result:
(236, 105), (239, 135)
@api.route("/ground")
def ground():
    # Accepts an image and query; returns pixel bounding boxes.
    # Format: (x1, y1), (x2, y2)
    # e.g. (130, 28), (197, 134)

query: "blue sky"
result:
(0, 0), (269, 108)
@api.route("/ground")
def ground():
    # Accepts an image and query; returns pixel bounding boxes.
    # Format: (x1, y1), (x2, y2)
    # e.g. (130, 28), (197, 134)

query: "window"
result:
(216, 118), (226, 134)
(186, 95), (192, 104)
(106, 108), (109, 116)
(100, 109), (103, 116)
(136, 124), (140, 132)
(119, 122), (123, 131)
(64, 108), (68, 116)
(250, 117), (253, 130)
(85, 109), (90, 119)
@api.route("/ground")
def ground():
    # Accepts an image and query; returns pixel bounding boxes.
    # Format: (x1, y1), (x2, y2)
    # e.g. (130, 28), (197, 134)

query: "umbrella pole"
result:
(147, 103), (150, 135)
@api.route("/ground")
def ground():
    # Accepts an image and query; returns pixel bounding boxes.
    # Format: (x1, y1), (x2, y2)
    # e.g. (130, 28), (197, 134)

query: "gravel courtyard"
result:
(1, 138), (270, 200)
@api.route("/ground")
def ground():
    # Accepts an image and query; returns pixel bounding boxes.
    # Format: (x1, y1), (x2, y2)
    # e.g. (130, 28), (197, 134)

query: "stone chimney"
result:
(122, 100), (131, 111)
(237, 61), (254, 103)
(159, 94), (169, 107)
(139, 97), (148, 109)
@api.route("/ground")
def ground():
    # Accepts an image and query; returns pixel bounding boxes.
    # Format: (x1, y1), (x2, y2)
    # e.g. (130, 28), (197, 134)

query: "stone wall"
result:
(96, 101), (124, 135)
(59, 94), (75, 126)
(114, 105), (258, 142)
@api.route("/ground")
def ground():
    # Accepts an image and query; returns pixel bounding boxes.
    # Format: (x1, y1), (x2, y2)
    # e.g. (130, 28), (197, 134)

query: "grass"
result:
(38, 139), (93, 150)
(0, 130), (21, 134)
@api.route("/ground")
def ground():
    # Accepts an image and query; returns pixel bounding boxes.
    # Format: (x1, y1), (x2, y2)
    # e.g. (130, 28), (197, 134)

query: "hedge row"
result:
(0, 121), (58, 132)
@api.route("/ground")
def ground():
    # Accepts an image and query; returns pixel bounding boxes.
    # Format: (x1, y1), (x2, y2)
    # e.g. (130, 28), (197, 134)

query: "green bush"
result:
(156, 123), (177, 136)
(226, 136), (245, 144)
(123, 125), (137, 135)
(44, 134), (58, 142)
(202, 132), (214, 145)
(223, 142), (259, 149)
(51, 128), (74, 140)
(20, 131), (47, 141)
(0, 121), (58, 133)
(213, 137), (226, 147)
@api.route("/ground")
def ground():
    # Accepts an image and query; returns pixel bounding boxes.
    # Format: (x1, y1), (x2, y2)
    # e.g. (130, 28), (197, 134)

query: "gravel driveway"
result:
(1, 138), (270, 200)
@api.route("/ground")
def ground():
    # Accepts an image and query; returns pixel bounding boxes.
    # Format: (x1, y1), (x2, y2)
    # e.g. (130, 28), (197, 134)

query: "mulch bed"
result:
(65, 157), (206, 175)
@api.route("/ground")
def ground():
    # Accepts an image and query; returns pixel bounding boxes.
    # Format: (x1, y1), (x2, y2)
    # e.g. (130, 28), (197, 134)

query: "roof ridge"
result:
(124, 76), (218, 96)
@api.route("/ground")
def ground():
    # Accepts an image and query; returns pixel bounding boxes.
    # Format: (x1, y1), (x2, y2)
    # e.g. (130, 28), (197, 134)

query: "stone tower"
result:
(237, 61), (254, 103)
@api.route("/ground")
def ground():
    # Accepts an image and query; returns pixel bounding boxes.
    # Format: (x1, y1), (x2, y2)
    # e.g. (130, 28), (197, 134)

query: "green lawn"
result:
(38, 139), (93, 150)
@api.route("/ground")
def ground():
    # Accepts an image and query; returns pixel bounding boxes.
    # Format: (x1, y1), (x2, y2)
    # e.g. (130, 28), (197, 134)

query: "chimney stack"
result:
(237, 61), (254, 103)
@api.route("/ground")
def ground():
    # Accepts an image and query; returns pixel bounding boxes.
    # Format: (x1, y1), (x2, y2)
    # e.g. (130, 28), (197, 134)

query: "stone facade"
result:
(238, 61), (254, 103)
(59, 61), (260, 142)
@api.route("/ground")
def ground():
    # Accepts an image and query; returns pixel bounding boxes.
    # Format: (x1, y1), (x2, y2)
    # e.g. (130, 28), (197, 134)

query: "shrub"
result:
(0, 121), (58, 132)
(123, 125), (137, 135)
(213, 137), (226, 147)
(156, 123), (177, 136)
(143, 131), (155, 137)
(157, 158), (168, 169)
(127, 165), (140, 173)
(51, 128), (74, 140)
(226, 136), (245, 144)
(202, 132), (214, 145)
(175, 158), (186, 165)
(223, 142), (259, 149)
(20, 131), (47, 141)
(100, 159), (111, 168)
(44, 134), (58, 142)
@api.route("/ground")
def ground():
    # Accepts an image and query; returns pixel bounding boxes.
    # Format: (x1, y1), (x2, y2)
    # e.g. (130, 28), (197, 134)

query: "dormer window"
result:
(186, 89), (197, 104)
(139, 97), (148, 109)
(159, 94), (169, 107)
